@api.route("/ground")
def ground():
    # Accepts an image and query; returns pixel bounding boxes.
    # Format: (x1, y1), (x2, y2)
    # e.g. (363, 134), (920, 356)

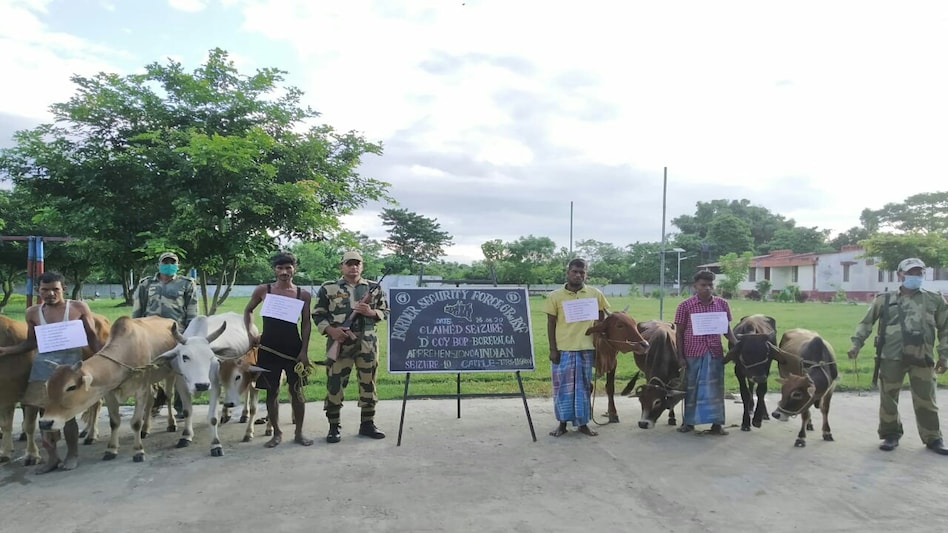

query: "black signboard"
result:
(388, 287), (535, 373)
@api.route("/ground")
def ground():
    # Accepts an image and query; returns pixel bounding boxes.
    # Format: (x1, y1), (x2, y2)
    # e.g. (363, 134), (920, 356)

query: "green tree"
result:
(480, 238), (506, 284)
(761, 226), (833, 254)
(859, 232), (948, 270)
(626, 241), (664, 284)
(707, 213), (754, 256)
(716, 251), (753, 298)
(0, 49), (389, 313)
(672, 199), (793, 256)
(574, 239), (631, 283)
(380, 208), (453, 274)
(864, 192), (948, 234)
(829, 226), (871, 250)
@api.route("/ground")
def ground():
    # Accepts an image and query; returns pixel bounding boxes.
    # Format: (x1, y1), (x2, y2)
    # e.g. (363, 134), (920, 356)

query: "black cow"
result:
(621, 321), (684, 429)
(725, 314), (777, 431)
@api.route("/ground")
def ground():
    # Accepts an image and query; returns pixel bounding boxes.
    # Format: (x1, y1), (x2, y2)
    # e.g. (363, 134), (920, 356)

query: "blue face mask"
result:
(902, 275), (923, 290)
(159, 263), (179, 276)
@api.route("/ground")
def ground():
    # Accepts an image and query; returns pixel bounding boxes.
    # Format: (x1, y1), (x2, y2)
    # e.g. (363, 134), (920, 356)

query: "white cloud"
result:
(167, 0), (207, 13)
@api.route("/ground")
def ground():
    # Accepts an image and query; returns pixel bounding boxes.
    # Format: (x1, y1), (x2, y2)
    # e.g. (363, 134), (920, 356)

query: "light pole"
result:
(671, 247), (686, 293)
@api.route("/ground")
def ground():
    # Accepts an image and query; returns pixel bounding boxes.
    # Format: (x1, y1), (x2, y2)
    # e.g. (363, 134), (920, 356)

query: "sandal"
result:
(677, 424), (695, 433)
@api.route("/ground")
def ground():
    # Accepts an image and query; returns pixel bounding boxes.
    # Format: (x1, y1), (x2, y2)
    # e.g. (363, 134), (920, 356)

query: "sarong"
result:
(551, 350), (594, 426)
(683, 350), (725, 426)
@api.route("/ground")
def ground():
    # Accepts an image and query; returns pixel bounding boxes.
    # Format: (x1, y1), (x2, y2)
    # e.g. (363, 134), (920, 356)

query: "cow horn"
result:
(171, 323), (187, 344)
(621, 304), (630, 313)
(206, 321), (227, 344)
(71, 360), (83, 372)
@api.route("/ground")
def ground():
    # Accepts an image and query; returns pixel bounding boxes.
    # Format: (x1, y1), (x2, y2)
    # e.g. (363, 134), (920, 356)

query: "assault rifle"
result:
(871, 292), (892, 389)
(326, 272), (388, 362)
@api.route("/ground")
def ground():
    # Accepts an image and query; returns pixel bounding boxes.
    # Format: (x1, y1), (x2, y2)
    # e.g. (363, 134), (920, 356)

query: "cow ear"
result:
(633, 385), (645, 397)
(81, 373), (93, 391)
(247, 365), (269, 373)
(774, 377), (786, 384)
(585, 324), (603, 335)
(668, 389), (686, 400)
(807, 384), (816, 397)
(71, 360), (83, 372)
(156, 347), (178, 361)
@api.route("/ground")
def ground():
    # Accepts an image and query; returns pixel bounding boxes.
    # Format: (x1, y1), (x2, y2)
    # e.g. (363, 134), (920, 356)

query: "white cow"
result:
(157, 312), (254, 449)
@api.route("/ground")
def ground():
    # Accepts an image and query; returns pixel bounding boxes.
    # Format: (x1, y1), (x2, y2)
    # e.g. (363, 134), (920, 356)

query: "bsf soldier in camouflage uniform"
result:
(312, 250), (389, 443)
(132, 251), (198, 418)
(848, 257), (948, 455)
(132, 251), (198, 333)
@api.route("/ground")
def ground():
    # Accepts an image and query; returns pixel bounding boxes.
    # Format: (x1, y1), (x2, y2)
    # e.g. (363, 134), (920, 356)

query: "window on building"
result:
(935, 267), (948, 281)
(791, 266), (799, 283)
(748, 268), (757, 282)
(888, 271), (895, 282)
(878, 269), (885, 282)
(764, 267), (771, 281)
(843, 263), (851, 282)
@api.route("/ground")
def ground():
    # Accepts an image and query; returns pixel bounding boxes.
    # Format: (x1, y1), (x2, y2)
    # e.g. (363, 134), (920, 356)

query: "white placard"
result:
(35, 320), (88, 354)
(260, 293), (304, 323)
(690, 312), (729, 335)
(562, 298), (599, 323)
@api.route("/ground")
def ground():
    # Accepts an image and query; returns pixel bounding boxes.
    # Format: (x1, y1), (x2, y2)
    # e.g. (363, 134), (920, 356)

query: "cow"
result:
(725, 314), (778, 431)
(620, 320), (685, 429)
(771, 328), (839, 448)
(40, 316), (178, 462)
(585, 309), (650, 424)
(151, 313), (257, 449)
(155, 312), (256, 454)
(207, 346), (267, 456)
(0, 313), (110, 465)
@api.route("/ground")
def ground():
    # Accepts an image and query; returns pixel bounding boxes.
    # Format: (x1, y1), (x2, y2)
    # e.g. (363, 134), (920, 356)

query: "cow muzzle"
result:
(224, 402), (236, 408)
(638, 419), (655, 429)
(195, 383), (210, 392)
(771, 410), (790, 422)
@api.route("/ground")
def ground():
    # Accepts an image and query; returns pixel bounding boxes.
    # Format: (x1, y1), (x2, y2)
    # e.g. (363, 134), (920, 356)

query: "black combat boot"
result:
(326, 423), (341, 443)
(358, 421), (385, 439)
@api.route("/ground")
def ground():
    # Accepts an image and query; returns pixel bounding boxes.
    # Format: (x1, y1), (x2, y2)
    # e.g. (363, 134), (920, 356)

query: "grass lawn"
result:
(4, 293), (945, 404)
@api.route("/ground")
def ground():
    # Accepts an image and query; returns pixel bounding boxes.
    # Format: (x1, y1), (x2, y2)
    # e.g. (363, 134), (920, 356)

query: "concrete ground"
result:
(1, 391), (947, 532)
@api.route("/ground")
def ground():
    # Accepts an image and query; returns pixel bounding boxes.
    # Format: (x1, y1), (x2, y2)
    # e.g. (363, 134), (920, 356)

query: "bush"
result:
(627, 285), (641, 298)
(746, 290), (762, 301)
(755, 280), (772, 301)
(774, 285), (802, 303)
(650, 287), (663, 299)
(832, 286), (848, 303)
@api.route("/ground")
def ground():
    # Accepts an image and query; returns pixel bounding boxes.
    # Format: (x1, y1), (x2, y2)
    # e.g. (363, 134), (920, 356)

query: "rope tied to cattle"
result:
(259, 344), (316, 396)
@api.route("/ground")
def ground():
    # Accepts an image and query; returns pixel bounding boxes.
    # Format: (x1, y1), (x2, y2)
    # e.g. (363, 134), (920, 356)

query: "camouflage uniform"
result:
(851, 289), (948, 444)
(131, 274), (198, 333)
(312, 278), (389, 425)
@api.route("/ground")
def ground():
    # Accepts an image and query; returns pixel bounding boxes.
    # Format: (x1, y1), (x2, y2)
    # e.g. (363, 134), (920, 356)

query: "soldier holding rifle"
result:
(313, 251), (389, 443)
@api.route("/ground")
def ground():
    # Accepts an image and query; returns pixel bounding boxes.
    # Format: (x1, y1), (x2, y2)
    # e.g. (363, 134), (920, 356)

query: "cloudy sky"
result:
(2, 0), (947, 263)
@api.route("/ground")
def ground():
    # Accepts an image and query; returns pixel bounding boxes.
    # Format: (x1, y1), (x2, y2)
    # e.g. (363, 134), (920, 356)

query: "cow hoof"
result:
(166, 425), (176, 433)
(133, 454), (145, 463)
(102, 452), (118, 461)
(752, 419), (763, 428)
(18, 432), (26, 442)
(176, 439), (190, 449)
(83, 437), (96, 445)
(762, 412), (770, 421)
(264, 428), (273, 437)
(79, 429), (88, 438)
(141, 431), (149, 439)
(794, 439), (806, 448)
(806, 422), (814, 431)
(741, 425), (751, 432)
(242, 435), (252, 443)
(823, 434), (834, 442)
(608, 414), (620, 424)
(24, 456), (39, 466)
(239, 415), (249, 423)
(210, 448), (224, 457)
(221, 415), (231, 425)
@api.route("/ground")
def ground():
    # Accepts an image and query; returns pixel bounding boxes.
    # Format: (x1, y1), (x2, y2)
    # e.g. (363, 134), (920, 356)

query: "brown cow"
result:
(621, 321), (684, 429)
(40, 316), (177, 462)
(725, 314), (777, 431)
(586, 309), (650, 423)
(771, 328), (839, 447)
(207, 347), (268, 456)
(0, 313), (110, 465)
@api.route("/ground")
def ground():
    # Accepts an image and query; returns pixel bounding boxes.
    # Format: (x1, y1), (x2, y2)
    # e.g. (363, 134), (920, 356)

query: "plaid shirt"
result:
(674, 295), (732, 358)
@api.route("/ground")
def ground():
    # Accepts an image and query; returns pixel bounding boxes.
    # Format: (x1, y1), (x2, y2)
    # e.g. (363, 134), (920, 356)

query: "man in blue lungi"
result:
(674, 270), (737, 435)
(545, 258), (609, 438)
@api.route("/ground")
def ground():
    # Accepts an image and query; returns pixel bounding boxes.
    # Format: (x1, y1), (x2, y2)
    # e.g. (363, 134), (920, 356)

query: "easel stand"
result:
(396, 371), (537, 446)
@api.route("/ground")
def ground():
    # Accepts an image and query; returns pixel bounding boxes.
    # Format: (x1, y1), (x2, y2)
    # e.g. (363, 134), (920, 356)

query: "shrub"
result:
(755, 280), (772, 301)
(746, 290), (762, 301)
(627, 285), (641, 298)
(832, 286), (848, 303)
(650, 287), (663, 299)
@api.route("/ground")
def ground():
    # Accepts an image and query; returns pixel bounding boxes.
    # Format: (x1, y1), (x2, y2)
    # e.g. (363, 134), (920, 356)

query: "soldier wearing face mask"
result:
(848, 257), (948, 455)
(132, 251), (198, 419)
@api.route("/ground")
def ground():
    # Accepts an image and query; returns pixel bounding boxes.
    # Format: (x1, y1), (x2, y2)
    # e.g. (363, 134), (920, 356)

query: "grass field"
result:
(4, 293), (946, 404)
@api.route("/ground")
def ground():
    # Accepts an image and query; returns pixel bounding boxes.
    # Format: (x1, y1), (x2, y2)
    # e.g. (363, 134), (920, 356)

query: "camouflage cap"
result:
(341, 250), (363, 263)
(898, 258), (926, 272)
(158, 252), (179, 263)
